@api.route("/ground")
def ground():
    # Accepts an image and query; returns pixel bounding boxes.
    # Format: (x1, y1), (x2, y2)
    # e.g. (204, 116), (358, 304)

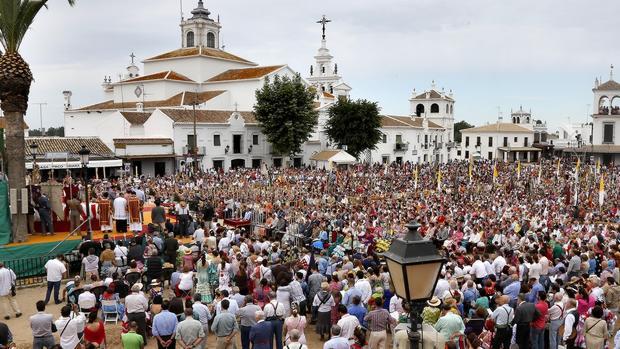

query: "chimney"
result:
(62, 90), (72, 110)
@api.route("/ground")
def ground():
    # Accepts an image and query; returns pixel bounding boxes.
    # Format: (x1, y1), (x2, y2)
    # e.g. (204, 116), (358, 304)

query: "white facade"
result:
(64, 2), (454, 174)
(459, 122), (538, 162)
(588, 69), (620, 163)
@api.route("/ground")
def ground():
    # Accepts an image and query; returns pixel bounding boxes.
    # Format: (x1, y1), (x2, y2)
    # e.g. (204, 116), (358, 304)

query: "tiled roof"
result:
(145, 46), (255, 65)
(460, 122), (532, 133)
(0, 117), (29, 129)
(120, 111), (152, 125)
(323, 91), (335, 98)
(113, 138), (173, 145)
(121, 70), (194, 83)
(310, 150), (341, 161)
(25, 137), (114, 158)
(381, 115), (444, 129)
(160, 109), (257, 124)
(206, 65), (285, 82)
(412, 89), (454, 101)
(76, 90), (226, 111)
(595, 79), (620, 91)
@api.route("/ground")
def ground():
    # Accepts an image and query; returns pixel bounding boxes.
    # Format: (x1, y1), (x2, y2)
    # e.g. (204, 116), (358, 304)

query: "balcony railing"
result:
(394, 143), (409, 151)
(183, 146), (206, 155)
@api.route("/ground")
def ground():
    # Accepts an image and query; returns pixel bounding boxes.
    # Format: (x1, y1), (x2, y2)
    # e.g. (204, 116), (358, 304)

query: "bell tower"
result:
(180, 0), (221, 49)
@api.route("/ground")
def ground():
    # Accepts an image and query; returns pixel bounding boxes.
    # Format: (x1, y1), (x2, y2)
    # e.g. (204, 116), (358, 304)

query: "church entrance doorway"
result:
(231, 159), (246, 169)
(233, 135), (242, 154)
(252, 159), (261, 168)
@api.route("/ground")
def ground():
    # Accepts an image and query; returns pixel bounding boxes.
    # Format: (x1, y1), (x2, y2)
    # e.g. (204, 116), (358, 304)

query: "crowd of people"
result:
(0, 158), (619, 349)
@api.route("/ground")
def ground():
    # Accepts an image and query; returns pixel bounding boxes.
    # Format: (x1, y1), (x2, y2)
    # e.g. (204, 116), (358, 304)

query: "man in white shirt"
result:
(263, 291), (286, 349)
(562, 299), (578, 348)
(470, 255), (488, 284)
(193, 223), (205, 248)
(492, 251), (507, 275)
(113, 195), (128, 233)
(55, 305), (85, 349)
(77, 285), (96, 312)
(336, 305), (360, 340)
(215, 290), (239, 316)
(125, 283), (149, 345)
(354, 270), (372, 305)
(114, 241), (129, 266)
(44, 255), (67, 305)
(548, 293), (564, 349)
(0, 263), (20, 319)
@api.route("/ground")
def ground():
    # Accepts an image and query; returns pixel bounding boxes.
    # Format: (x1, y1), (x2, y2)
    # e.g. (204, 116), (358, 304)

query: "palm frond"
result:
(0, 0), (76, 53)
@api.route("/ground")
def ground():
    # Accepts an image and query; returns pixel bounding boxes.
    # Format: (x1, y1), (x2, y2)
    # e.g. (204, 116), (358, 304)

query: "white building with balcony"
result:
(459, 122), (539, 162)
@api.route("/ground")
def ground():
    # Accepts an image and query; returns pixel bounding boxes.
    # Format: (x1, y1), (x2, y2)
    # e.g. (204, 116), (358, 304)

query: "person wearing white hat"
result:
(126, 283), (149, 345)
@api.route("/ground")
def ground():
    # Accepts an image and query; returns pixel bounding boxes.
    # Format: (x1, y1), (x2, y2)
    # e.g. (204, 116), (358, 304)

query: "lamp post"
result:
(383, 222), (446, 349)
(78, 145), (92, 239)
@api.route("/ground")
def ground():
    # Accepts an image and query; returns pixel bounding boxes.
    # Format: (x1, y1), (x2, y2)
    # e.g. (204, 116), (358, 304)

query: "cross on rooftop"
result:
(130, 52), (136, 64)
(317, 15), (331, 40)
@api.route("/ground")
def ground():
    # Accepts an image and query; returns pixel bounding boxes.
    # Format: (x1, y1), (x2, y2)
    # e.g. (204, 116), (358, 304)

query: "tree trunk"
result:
(5, 111), (27, 242)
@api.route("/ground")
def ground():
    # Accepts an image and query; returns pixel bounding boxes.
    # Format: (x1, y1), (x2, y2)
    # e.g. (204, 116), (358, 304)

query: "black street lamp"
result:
(78, 145), (92, 239)
(29, 142), (39, 164)
(383, 222), (446, 349)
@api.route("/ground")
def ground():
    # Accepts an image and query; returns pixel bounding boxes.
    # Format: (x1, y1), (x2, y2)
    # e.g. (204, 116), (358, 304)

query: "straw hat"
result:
(150, 280), (160, 287)
(184, 249), (192, 255)
(427, 296), (441, 307)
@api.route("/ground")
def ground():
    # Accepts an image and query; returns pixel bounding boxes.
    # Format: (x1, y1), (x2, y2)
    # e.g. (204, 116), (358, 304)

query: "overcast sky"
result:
(20, 0), (620, 132)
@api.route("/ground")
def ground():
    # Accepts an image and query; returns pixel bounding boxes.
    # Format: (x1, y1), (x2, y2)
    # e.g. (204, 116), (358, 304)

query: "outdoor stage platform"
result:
(0, 204), (159, 260)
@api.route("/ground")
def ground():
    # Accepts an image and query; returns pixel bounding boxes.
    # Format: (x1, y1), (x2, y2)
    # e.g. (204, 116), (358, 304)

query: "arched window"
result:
(329, 86), (333, 94)
(612, 96), (620, 115)
(450, 104), (453, 114)
(321, 65), (325, 74)
(207, 32), (216, 48)
(446, 104), (449, 113)
(186, 31), (195, 47)
(415, 104), (425, 116)
(430, 103), (439, 113)
(599, 96), (611, 114)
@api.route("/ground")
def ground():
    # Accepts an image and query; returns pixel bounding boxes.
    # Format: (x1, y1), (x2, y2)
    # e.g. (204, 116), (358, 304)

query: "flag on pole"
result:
(437, 169), (442, 191)
(517, 160), (521, 179)
(599, 175), (605, 206)
(596, 158), (601, 177)
(556, 158), (560, 177)
(537, 161), (542, 184)
(493, 162), (498, 183)
(468, 156), (473, 182)
(413, 165), (419, 190)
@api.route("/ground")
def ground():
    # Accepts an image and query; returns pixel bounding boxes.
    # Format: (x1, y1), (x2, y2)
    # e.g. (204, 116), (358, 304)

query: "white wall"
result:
(459, 131), (535, 160)
(592, 116), (618, 145)
(65, 110), (130, 148)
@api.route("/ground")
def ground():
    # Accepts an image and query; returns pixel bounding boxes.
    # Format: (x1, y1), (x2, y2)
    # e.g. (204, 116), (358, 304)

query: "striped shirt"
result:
(364, 308), (396, 332)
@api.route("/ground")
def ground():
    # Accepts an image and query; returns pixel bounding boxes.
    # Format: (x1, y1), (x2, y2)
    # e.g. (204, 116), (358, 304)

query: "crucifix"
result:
(317, 15), (331, 40)
(130, 52), (136, 64)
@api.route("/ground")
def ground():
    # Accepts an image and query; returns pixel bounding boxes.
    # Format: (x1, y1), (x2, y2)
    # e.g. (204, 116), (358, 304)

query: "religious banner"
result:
(40, 182), (64, 221)
(599, 175), (605, 207)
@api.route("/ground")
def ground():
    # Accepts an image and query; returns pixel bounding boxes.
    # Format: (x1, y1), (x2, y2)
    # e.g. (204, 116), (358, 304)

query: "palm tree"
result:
(0, 0), (75, 242)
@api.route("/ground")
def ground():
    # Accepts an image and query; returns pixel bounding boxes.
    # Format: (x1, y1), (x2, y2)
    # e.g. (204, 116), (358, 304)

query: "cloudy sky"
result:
(20, 0), (619, 132)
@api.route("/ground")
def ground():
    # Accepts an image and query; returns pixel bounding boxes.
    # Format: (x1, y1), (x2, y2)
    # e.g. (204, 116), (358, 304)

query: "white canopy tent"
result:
(310, 150), (357, 170)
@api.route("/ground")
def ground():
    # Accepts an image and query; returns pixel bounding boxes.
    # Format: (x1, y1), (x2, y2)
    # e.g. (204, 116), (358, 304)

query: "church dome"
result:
(190, 0), (212, 20)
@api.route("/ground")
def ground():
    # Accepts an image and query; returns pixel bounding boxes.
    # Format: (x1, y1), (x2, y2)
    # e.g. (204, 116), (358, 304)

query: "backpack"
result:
(557, 310), (578, 340)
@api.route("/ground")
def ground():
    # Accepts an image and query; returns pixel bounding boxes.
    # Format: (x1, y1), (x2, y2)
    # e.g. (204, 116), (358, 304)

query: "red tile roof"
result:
(160, 109), (257, 124)
(120, 112), (152, 125)
(121, 70), (194, 83)
(381, 115), (444, 129)
(25, 137), (114, 157)
(595, 79), (620, 91)
(77, 90), (226, 111)
(145, 46), (255, 65)
(412, 89), (454, 101)
(206, 65), (285, 82)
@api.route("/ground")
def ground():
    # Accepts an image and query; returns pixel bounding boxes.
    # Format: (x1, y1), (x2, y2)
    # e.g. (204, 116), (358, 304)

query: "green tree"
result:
(0, 0), (75, 242)
(454, 120), (474, 143)
(254, 74), (318, 158)
(325, 98), (382, 159)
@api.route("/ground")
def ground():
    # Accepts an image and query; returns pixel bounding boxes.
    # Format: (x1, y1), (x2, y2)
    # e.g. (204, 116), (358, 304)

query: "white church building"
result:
(64, 1), (454, 175)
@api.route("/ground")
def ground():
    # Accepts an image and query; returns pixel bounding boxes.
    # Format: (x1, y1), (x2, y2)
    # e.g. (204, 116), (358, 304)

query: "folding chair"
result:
(101, 299), (119, 324)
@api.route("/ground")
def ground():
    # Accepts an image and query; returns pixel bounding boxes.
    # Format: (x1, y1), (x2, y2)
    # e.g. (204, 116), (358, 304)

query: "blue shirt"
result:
(526, 282), (544, 303)
(503, 281), (521, 301)
(588, 259), (597, 275)
(152, 310), (178, 337)
(347, 304), (367, 326)
(318, 258), (329, 275)
(342, 287), (362, 306)
(192, 303), (212, 328)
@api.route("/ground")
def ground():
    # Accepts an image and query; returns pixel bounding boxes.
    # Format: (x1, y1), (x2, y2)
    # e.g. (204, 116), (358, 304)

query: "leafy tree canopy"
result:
(253, 74), (318, 157)
(325, 98), (382, 159)
(454, 120), (474, 143)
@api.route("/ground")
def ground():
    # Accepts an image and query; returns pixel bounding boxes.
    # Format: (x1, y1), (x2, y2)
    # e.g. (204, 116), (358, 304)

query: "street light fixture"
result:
(78, 145), (92, 239)
(383, 222), (446, 349)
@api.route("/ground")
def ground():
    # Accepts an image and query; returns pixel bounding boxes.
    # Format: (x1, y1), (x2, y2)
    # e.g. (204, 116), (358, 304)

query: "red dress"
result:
(84, 321), (106, 346)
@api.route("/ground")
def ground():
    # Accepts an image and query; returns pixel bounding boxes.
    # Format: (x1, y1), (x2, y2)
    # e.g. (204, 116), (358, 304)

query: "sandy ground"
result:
(3, 285), (340, 349)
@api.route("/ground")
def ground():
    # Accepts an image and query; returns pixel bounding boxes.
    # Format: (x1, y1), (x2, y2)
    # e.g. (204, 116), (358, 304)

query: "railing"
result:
(5, 252), (82, 286)
(48, 217), (92, 255)
(394, 143), (409, 151)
